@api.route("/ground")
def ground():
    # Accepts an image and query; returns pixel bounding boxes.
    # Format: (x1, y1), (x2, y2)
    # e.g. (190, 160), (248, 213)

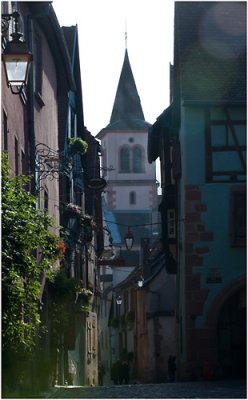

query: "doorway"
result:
(217, 287), (246, 378)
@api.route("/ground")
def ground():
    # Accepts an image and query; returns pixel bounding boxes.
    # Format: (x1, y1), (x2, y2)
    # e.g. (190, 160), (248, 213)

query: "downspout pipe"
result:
(27, 15), (36, 196)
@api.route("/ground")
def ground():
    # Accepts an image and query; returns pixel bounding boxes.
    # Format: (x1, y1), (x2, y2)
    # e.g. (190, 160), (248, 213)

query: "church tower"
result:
(97, 49), (159, 263)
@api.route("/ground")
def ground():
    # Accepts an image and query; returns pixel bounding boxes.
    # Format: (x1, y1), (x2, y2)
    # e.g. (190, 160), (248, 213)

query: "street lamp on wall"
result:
(124, 227), (134, 250)
(136, 275), (160, 309)
(2, 11), (33, 94)
(116, 295), (122, 305)
(137, 276), (144, 288)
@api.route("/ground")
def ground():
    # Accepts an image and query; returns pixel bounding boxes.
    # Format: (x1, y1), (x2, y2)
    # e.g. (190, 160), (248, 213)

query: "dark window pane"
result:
(133, 146), (142, 172)
(120, 147), (130, 172)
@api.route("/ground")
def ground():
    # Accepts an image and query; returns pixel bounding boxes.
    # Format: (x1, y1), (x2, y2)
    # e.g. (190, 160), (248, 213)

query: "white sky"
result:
(52, 0), (175, 136)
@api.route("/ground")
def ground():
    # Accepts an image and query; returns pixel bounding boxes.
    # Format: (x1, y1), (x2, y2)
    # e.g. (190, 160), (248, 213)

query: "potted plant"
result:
(69, 137), (88, 155)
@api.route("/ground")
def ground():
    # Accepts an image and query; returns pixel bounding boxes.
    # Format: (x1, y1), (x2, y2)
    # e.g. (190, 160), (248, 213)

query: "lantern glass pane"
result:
(4, 55), (29, 85)
(125, 237), (133, 250)
(137, 279), (144, 288)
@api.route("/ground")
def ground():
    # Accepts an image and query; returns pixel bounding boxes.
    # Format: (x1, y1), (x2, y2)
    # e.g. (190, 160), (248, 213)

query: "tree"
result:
(2, 153), (62, 394)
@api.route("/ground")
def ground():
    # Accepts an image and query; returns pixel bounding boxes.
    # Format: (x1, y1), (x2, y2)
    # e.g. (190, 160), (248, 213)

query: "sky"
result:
(52, 0), (175, 136)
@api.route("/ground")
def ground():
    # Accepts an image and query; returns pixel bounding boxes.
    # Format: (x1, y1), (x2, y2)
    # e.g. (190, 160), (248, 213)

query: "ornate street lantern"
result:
(2, 11), (33, 94)
(124, 228), (134, 250)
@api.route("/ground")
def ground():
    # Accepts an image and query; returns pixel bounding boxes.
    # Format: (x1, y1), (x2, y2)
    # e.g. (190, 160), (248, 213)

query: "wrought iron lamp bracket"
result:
(1, 11), (19, 33)
(35, 143), (74, 192)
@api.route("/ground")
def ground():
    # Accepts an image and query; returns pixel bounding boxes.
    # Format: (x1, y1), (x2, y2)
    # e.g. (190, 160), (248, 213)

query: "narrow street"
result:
(46, 380), (246, 399)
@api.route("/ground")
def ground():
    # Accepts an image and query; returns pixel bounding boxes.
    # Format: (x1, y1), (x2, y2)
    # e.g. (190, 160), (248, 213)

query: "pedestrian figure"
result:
(168, 355), (176, 382)
(202, 360), (215, 380)
(121, 361), (130, 384)
(111, 359), (121, 385)
(98, 362), (105, 386)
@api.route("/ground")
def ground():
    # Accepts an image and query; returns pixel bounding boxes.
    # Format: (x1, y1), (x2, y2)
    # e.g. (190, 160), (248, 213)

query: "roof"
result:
(62, 25), (85, 127)
(174, 1), (246, 103)
(28, 2), (75, 91)
(110, 49), (145, 123)
(97, 49), (151, 137)
(113, 264), (143, 291)
(62, 26), (76, 62)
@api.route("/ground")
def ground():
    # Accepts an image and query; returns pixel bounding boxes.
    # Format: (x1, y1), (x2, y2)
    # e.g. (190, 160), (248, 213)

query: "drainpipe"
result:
(27, 16), (36, 196)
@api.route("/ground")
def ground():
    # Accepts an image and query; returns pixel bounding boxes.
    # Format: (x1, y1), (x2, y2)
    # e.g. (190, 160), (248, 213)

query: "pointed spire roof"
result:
(97, 50), (151, 137)
(110, 49), (145, 123)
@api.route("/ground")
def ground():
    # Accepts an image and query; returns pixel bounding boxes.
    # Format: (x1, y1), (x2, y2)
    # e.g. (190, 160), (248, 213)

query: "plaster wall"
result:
(113, 185), (155, 209)
(181, 106), (246, 320)
(146, 316), (177, 382)
(33, 25), (60, 226)
(101, 131), (156, 181)
(2, 73), (27, 173)
(178, 105), (246, 379)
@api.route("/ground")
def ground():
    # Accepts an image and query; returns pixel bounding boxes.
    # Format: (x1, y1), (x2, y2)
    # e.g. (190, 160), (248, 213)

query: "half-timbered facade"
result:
(148, 1), (246, 381)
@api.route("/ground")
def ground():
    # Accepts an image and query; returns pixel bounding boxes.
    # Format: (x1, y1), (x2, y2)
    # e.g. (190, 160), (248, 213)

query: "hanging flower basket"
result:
(55, 239), (67, 258)
(75, 287), (93, 313)
(65, 203), (83, 217)
(65, 204), (92, 223)
(69, 137), (88, 155)
(77, 287), (93, 304)
(78, 288), (93, 297)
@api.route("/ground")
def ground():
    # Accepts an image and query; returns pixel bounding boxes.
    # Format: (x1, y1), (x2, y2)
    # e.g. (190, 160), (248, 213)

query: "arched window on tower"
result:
(130, 191), (136, 205)
(120, 146), (130, 172)
(133, 145), (143, 172)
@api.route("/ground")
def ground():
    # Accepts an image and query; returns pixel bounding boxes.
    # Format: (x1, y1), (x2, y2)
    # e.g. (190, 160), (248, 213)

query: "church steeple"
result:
(109, 49), (146, 127)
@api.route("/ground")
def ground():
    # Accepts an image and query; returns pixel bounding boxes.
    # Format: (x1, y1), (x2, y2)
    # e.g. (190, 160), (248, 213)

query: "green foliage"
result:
(48, 268), (78, 302)
(2, 153), (61, 353)
(48, 269), (78, 349)
(69, 137), (88, 155)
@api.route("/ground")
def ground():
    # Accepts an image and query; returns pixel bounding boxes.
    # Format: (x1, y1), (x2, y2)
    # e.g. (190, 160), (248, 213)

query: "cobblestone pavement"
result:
(46, 380), (246, 398)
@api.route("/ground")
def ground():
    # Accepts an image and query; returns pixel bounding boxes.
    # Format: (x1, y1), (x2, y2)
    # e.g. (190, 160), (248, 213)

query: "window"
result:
(230, 187), (246, 247)
(130, 191), (136, 205)
(120, 146), (130, 172)
(167, 209), (176, 239)
(205, 107), (246, 183)
(133, 146), (142, 172)
(74, 185), (82, 206)
(44, 189), (49, 210)
(119, 145), (144, 173)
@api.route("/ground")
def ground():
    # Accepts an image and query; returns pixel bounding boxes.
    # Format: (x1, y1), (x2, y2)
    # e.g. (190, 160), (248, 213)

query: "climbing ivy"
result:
(2, 153), (61, 353)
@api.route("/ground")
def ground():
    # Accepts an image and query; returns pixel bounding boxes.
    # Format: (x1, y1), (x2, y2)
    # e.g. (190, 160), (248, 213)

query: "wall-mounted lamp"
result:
(116, 295), (122, 305)
(124, 228), (134, 250)
(2, 11), (33, 94)
(137, 276), (144, 288)
(136, 275), (160, 308)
